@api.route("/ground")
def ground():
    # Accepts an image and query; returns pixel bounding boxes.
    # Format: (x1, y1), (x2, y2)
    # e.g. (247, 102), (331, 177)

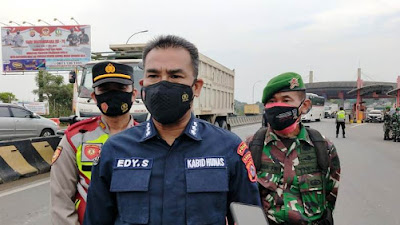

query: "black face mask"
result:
(95, 90), (133, 117)
(264, 101), (304, 132)
(141, 81), (193, 124)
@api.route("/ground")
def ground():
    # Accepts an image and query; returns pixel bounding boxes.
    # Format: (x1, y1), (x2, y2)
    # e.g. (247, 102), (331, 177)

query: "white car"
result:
(0, 103), (59, 141)
(366, 110), (384, 123)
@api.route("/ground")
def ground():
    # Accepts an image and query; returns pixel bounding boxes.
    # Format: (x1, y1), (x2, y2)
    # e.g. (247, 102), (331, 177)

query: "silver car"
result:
(0, 103), (58, 141)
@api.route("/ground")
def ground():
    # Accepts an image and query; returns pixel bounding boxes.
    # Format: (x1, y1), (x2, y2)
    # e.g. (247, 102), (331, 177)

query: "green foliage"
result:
(33, 71), (73, 117)
(0, 92), (17, 103)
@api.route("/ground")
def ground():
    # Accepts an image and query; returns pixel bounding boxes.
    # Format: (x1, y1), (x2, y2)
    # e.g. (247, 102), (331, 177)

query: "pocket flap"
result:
(186, 168), (228, 193)
(298, 173), (323, 192)
(110, 169), (151, 192)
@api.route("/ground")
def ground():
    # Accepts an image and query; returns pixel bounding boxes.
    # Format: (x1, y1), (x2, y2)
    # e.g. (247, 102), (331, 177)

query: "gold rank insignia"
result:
(182, 93), (189, 102)
(105, 63), (116, 74)
(121, 103), (129, 113)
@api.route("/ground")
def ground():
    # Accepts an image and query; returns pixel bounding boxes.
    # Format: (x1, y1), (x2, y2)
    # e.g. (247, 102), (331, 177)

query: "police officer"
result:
(50, 61), (138, 225)
(250, 72), (340, 225)
(84, 35), (261, 225)
(336, 107), (346, 138)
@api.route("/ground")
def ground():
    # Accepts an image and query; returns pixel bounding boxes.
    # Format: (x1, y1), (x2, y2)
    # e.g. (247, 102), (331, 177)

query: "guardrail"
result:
(0, 115), (261, 184)
(229, 115), (262, 127)
(0, 136), (61, 184)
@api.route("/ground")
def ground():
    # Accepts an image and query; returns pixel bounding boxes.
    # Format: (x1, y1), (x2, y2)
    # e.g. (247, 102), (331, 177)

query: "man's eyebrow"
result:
(146, 68), (159, 73)
(280, 94), (294, 99)
(166, 69), (184, 74)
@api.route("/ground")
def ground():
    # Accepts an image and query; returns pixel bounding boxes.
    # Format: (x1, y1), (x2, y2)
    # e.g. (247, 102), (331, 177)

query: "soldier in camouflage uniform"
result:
(383, 107), (392, 140)
(392, 108), (400, 142)
(251, 72), (340, 225)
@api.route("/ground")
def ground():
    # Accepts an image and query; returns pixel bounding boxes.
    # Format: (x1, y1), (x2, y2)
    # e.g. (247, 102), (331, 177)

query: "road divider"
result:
(0, 136), (61, 184)
(229, 115), (262, 127)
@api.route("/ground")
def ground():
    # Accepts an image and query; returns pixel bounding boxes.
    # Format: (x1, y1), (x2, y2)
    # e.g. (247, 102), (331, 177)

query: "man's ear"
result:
(301, 99), (312, 114)
(90, 92), (97, 104)
(192, 78), (204, 97)
(132, 89), (138, 102)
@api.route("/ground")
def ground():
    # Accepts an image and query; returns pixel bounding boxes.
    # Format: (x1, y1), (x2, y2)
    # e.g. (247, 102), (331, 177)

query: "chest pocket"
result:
(110, 169), (151, 224)
(185, 167), (228, 225)
(296, 145), (325, 217)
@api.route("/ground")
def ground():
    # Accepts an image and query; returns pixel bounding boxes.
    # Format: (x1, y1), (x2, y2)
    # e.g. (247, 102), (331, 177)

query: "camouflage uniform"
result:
(393, 110), (400, 142)
(258, 125), (340, 225)
(383, 110), (392, 140)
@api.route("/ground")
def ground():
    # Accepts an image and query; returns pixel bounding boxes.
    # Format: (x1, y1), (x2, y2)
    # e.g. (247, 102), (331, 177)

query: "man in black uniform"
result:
(84, 35), (261, 225)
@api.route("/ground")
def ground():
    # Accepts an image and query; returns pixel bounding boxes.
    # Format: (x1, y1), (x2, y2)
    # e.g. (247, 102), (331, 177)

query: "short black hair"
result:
(142, 35), (199, 78)
(340, 107), (344, 110)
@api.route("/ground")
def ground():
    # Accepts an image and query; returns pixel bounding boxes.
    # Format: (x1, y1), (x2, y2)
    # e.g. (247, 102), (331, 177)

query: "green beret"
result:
(262, 72), (306, 104)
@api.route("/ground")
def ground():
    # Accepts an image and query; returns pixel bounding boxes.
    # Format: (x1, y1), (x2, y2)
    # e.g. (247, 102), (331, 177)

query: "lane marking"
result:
(0, 178), (50, 198)
(350, 123), (366, 129)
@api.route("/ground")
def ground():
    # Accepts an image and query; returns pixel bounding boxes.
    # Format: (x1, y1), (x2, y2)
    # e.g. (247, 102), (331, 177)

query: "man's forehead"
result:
(145, 47), (191, 64)
(272, 91), (300, 99)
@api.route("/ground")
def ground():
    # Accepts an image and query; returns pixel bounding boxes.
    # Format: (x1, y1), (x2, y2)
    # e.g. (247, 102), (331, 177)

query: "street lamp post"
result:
(37, 19), (51, 26)
(9, 21), (22, 26)
(22, 21), (35, 26)
(71, 17), (79, 25)
(252, 80), (264, 104)
(126, 30), (148, 44)
(54, 18), (65, 25)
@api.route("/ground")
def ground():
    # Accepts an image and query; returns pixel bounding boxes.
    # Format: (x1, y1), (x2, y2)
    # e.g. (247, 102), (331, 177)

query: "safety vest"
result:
(65, 116), (136, 224)
(336, 110), (346, 122)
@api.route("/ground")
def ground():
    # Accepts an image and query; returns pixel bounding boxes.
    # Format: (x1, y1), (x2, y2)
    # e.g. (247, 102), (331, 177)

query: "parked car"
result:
(366, 109), (384, 123)
(0, 103), (58, 141)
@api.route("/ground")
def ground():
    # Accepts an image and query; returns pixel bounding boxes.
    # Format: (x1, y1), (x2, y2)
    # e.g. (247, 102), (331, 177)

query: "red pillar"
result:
(356, 73), (363, 122)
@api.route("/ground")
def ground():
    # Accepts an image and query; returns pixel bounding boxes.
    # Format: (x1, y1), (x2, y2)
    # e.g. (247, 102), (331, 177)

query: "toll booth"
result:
(352, 102), (366, 123)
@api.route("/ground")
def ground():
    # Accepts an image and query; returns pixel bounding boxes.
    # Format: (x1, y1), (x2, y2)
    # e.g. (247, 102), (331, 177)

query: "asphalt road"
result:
(0, 119), (399, 225)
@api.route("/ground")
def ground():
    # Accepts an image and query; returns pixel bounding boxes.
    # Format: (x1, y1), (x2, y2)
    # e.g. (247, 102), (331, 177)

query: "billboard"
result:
(1, 25), (91, 72)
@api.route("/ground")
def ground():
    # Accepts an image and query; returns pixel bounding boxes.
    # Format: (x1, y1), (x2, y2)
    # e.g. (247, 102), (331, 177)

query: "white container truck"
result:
(69, 44), (235, 130)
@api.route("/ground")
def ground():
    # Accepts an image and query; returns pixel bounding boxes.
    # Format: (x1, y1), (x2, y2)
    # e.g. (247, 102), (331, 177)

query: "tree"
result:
(0, 92), (18, 103)
(33, 71), (73, 117)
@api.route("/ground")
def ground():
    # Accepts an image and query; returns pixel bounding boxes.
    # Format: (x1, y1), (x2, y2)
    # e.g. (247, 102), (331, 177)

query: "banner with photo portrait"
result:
(1, 25), (91, 72)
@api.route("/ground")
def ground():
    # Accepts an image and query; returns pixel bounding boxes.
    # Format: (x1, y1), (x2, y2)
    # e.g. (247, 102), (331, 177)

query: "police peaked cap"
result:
(92, 61), (134, 88)
(262, 72), (306, 104)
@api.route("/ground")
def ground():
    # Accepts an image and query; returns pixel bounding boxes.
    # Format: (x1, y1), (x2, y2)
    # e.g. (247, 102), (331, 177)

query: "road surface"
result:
(0, 119), (399, 225)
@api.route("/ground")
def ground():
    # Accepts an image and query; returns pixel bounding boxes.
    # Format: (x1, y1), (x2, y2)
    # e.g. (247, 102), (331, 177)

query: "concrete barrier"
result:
(0, 136), (61, 184)
(228, 115), (262, 127)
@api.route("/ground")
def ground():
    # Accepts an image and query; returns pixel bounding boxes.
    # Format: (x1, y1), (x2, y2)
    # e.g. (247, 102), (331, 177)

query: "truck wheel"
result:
(219, 120), (228, 130)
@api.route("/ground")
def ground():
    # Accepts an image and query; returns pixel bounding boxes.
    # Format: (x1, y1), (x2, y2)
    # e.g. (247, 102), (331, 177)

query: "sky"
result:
(1, 0), (400, 103)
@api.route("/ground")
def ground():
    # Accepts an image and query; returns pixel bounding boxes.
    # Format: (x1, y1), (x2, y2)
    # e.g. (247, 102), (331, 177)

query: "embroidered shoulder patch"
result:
(242, 151), (257, 182)
(237, 141), (248, 156)
(51, 146), (63, 165)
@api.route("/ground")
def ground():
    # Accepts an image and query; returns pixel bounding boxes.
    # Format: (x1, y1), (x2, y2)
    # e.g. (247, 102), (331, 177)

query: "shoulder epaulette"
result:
(65, 116), (101, 137)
